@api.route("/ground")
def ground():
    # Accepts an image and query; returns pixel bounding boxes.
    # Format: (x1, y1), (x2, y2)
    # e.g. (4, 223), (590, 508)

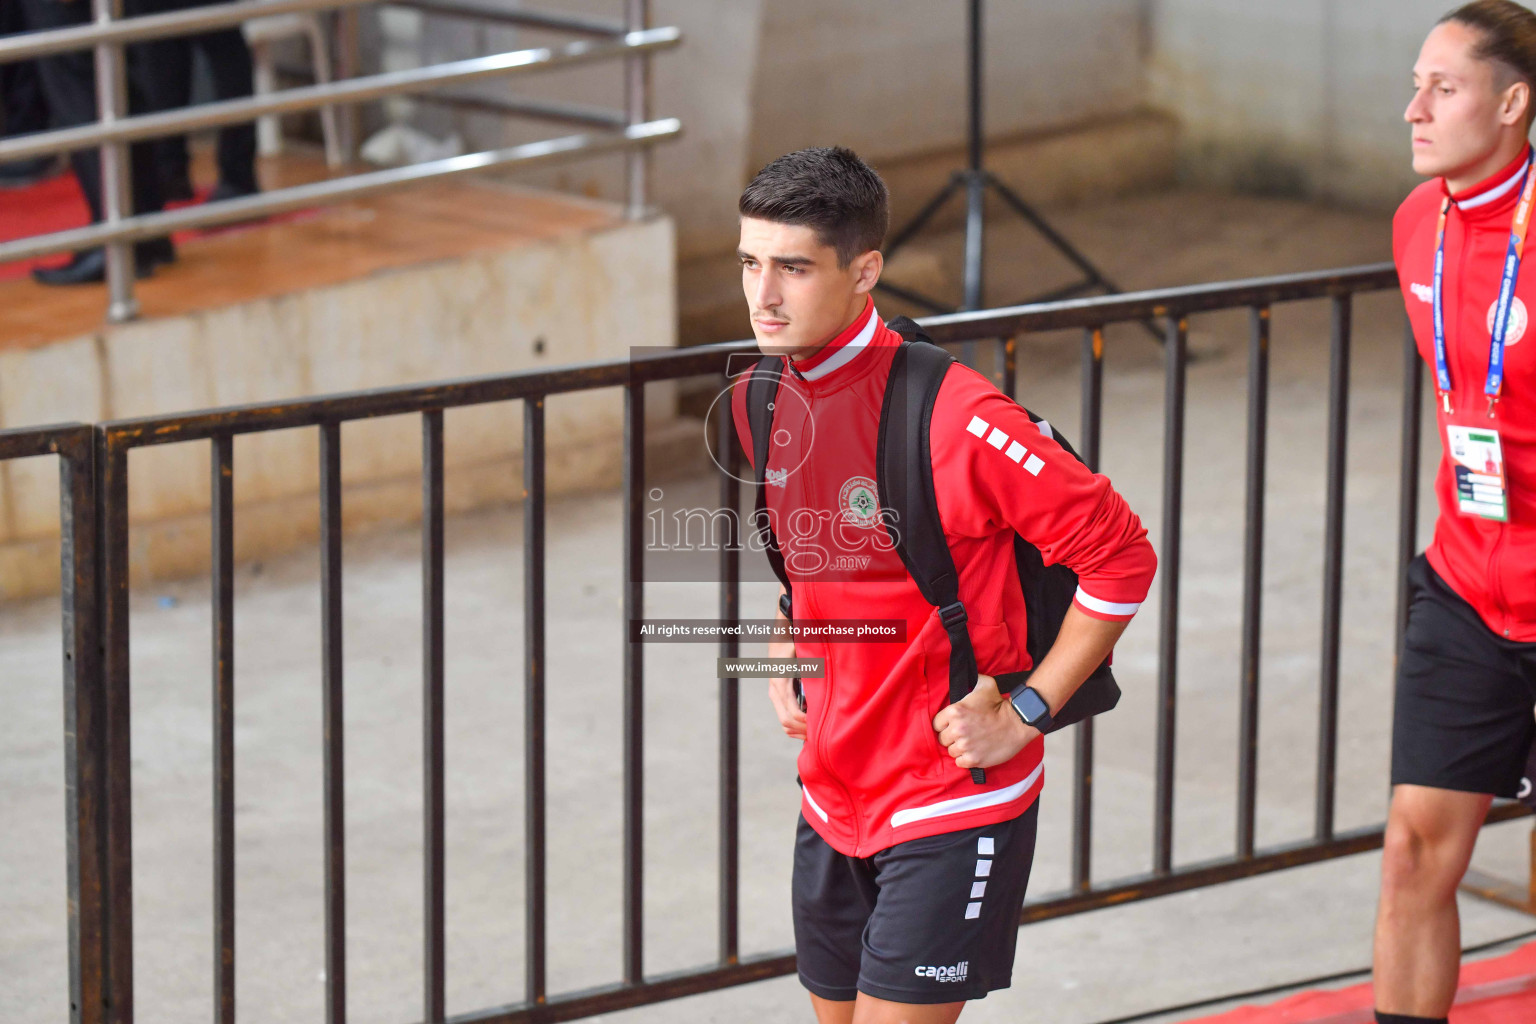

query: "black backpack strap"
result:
(876, 334), (988, 785)
(744, 357), (802, 707)
(885, 316), (1121, 739)
(745, 357), (792, 604)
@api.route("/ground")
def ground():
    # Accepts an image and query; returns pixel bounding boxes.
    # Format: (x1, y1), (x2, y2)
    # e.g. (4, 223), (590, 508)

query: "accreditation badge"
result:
(1446, 424), (1509, 522)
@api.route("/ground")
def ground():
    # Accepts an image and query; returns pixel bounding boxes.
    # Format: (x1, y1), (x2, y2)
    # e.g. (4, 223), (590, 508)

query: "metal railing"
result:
(0, 0), (679, 322)
(8, 263), (1532, 1024)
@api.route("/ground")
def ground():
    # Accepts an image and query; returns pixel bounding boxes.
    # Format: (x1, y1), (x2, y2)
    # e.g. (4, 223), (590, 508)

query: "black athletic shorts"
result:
(791, 802), (1039, 1005)
(1392, 554), (1536, 798)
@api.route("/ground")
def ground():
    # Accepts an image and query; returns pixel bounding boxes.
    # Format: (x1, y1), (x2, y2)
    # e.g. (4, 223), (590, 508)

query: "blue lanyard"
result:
(1432, 154), (1535, 415)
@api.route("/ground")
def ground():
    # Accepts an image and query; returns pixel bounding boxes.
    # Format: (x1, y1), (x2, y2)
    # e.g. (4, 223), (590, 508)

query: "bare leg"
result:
(852, 993), (964, 1024)
(810, 994), (854, 1024)
(1372, 783), (1492, 1016)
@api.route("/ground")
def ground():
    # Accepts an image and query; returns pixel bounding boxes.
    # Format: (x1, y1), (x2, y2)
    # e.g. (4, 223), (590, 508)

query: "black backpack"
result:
(743, 316), (1120, 785)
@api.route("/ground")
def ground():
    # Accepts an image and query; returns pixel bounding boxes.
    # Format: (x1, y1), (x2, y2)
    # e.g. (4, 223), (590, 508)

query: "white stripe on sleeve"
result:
(1073, 587), (1141, 618)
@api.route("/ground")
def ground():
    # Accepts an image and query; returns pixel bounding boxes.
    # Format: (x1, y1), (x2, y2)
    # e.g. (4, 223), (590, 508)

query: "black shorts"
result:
(791, 803), (1039, 1005)
(1392, 554), (1536, 798)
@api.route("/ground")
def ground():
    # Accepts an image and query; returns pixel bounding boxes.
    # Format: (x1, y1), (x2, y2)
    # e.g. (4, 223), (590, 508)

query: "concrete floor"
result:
(6, 185), (1536, 1024)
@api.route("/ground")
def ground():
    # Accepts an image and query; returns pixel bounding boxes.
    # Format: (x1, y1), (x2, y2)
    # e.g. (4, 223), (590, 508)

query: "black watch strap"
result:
(1009, 684), (1055, 732)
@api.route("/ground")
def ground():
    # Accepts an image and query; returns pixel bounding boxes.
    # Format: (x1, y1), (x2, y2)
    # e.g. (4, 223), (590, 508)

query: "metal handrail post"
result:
(93, 0), (137, 321)
(334, 5), (360, 164)
(625, 0), (650, 218)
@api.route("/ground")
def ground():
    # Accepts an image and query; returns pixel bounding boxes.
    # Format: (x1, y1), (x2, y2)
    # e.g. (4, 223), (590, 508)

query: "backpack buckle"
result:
(778, 592), (793, 619)
(938, 601), (967, 630)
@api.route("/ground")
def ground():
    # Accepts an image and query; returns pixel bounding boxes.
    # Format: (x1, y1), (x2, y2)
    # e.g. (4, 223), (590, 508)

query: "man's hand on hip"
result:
(768, 674), (807, 740)
(933, 673), (1035, 770)
(767, 586), (806, 740)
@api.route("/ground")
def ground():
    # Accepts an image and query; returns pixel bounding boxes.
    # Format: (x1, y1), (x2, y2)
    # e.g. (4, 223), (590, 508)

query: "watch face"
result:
(1013, 687), (1049, 724)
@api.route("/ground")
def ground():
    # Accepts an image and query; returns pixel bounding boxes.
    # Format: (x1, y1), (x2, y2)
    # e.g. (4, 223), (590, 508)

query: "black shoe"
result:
(32, 239), (177, 286)
(161, 170), (195, 203)
(0, 155), (60, 189)
(208, 180), (259, 203)
(137, 236), (176, 274)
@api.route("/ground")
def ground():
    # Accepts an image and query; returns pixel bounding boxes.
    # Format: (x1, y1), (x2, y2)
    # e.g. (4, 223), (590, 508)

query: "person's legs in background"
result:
(18, 0), (174, 284)
(0, 0), (59, 186)
(198, 24), (259, 198)
(137, 0), (260, 201)
(136, 26), (197, 201)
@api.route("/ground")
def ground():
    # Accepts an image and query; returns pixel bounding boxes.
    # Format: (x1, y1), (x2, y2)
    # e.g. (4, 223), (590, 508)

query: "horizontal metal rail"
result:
(0, 119), (680, 263)
(0, 0), (620, 63)
(92, 262), (1398, 446)
(0, 422), (94, 460)
(918, 262), (1400, 340)
(389, 0), (627, 36)
(0, 0), (374, 63)
(0, 28), (680, 163)
(415, 93), (630, 130)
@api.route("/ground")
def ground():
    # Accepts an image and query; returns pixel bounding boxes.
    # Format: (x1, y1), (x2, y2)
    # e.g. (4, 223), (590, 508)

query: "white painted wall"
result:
(1147, 0), (1478, 207)
(399, 1), (1475, 231)
(410, 1), (1149, 258)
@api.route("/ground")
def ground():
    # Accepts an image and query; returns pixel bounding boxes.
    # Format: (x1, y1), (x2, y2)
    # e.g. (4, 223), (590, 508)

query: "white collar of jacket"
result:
(787, 300), (879, 383)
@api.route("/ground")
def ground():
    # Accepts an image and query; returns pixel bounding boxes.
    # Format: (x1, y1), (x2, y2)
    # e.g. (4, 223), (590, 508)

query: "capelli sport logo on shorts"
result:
(914, 960), (969, 983)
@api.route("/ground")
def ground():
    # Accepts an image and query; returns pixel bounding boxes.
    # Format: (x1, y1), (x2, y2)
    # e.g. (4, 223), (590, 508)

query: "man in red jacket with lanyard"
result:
(728, 147), (1156, 1024)
(1376, 4), (1536, 1023)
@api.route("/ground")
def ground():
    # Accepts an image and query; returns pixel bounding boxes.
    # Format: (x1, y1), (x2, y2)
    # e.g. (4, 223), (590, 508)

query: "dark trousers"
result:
(1, 0), (50, 139)
(136, 0), (257, 192)
(13, 0), (165, 221)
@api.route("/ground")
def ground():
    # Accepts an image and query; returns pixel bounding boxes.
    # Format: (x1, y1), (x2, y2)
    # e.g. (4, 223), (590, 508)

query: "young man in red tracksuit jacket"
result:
(1376, 5), (1536, 1024)
(728, 147), (1156, 1024)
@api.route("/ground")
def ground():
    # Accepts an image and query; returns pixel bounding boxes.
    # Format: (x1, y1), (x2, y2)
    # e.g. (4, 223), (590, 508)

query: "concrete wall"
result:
(407, 0), (1151, 259)
(0, 215), (686, 601)
(1147, 0), (1459, 208)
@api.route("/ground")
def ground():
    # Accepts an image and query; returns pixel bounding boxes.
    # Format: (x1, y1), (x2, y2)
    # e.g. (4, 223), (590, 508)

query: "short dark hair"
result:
(1442, 0), (1536, 126)
(738, 147), (889, 267)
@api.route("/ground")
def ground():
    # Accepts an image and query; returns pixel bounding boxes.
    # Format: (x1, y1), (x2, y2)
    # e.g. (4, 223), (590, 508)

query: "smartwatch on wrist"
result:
(1008, 684), (1055, 733)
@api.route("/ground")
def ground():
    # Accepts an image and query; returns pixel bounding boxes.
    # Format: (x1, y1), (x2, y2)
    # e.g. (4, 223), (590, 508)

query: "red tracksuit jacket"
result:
(731, 298), (1157, 856)
(1395, 143), (1536, 641)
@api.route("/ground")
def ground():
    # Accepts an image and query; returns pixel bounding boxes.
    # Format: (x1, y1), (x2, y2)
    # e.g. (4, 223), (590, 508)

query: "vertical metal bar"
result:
(717, 400), (740, 964)
(96, 431), (132, 1024)
(1316, 296), (1351, 842)
(1395, 318), (1423, 663)
(211, 435), (236, 1024)
(421, 413), (446, 1024)
(622, 382), (645, 985)
(1237, 308), (1270, 860)
(319, 422), (346, 1024)
(960, 0), (984, 323)
(60, 430), (105, 1024)
(332, 9), (360, 163)
(967, 0), (983, 175)
(90, 0), (137, 322)
(1079, 328), (1104, 468)
(523, 398), (547, 1005)
(1073, 327), (1104, 892)
(1002, 335), (1017, 400)
(1154, 317), (1187, 877)
(624, 0), (651, 218)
